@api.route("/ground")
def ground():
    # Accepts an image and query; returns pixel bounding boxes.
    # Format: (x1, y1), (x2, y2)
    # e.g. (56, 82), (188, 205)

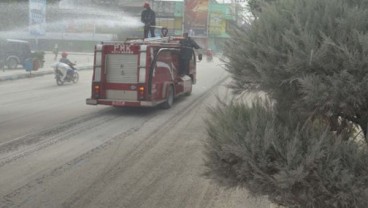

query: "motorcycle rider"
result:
(60, 52), (75, 68)
(206, 48), (213, 61)
(57, 52), (76, 81)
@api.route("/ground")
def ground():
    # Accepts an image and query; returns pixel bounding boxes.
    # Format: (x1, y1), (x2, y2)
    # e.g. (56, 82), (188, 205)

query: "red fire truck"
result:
(86, 36), (201, 109)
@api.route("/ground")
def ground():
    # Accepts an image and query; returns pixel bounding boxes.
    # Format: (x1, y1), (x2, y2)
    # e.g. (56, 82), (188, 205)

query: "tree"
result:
(204, 0), (368, 207)
(247, 0), (276, 19)
(227, 0), (368, 138)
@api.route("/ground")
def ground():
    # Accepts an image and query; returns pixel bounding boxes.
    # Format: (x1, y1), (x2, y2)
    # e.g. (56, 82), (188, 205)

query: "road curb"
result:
(0, 65), (92, 82)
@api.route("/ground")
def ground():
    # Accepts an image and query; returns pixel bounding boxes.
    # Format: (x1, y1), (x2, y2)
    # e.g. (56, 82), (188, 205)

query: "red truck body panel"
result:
(86, 37), (197, 108)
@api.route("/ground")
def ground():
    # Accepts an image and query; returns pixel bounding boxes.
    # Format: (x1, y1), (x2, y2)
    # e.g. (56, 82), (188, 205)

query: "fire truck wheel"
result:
(161, 85), (174, 109)
(185, 78), (193, 96)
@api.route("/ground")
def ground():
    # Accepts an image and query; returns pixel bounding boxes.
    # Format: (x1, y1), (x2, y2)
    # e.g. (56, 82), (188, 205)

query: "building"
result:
(0, 0), (236, 52)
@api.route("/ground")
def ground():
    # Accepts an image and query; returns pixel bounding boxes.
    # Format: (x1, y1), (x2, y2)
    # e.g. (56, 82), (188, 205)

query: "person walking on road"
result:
(141, 3), (156, 38)
(179, 32), (202, 76)
(53, 44), (59, 61)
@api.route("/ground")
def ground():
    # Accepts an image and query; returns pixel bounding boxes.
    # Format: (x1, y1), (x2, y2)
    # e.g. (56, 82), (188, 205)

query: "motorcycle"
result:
(206, 49), (213, 62)
(206, 55), (213, 62)
(52, 62), (79, 86)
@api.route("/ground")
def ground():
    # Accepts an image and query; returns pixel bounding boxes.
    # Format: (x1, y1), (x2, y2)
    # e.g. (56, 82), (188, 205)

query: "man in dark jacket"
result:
(141, 3), (156, 38)
(179, 32), (202, 76)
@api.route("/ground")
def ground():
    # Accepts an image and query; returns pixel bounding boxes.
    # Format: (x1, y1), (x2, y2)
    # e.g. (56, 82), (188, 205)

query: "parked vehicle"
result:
(52, 62), (79, 86)
(0, 39), (44, 70)
(0, 51), (4, 70)
(86, 35), (201, 109)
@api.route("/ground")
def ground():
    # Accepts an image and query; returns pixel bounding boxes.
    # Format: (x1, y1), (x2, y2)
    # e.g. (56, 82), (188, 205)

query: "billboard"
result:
(153, 1), (176, 17)
(154, 0), (184, 1)
(208, 4), (228, 37)
(184, 0), (209, 37)
(29, 0), (46, 36)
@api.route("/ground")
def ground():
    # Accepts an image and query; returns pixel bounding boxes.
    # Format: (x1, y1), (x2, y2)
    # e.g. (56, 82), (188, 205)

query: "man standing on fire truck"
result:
(141, 3), (156, 38)
(179, 32), (202, 76)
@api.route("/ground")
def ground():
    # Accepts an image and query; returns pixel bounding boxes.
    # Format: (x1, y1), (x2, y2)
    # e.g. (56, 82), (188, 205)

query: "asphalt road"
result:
(0, 58), (270, 208)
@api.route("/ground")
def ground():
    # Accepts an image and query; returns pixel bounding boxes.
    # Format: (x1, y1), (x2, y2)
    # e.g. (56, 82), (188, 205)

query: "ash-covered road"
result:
(0, 59), (269, 208)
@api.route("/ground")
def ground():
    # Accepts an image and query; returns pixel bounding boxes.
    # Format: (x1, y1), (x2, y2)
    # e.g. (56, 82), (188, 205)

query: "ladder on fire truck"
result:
(124, 36), (183, 46)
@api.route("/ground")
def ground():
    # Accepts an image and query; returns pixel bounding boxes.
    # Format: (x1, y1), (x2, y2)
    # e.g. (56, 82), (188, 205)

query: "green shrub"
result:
(224, 0), (368, 137)
(205, 0), (368, 207)
(205, 100), (368, 207)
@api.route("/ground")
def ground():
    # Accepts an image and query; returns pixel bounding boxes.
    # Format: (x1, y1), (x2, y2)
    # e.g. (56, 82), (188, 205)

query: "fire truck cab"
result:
(86, 36), (200, 109)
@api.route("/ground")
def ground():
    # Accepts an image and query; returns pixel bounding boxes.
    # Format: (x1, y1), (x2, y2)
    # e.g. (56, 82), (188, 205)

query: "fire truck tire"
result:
(161, 85), (174, 109)
(185, 78), (193, 96)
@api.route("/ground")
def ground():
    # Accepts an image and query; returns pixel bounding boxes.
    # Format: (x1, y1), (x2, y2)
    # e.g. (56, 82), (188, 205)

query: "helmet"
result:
(143, 3), (150, 8)
(61, 51), (68, 58)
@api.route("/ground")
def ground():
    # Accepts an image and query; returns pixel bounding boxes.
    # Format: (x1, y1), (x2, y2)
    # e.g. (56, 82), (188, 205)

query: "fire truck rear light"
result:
(94, 85), (100, 98)
(138, 86), (145, 99)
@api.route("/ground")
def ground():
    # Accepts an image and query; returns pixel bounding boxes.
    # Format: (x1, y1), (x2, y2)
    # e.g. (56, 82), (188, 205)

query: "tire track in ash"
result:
(0, 107), (161, 208)
(0, 107), (158, 167)
(0, 76), (228, 208)
(63, 77), (228, 208)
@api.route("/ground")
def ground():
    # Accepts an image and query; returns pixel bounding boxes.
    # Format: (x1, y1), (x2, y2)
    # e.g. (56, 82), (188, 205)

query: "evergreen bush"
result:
(205, 0), (368, 207)
(205, 100), (368, 207)
(225, 0), (368, 136)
